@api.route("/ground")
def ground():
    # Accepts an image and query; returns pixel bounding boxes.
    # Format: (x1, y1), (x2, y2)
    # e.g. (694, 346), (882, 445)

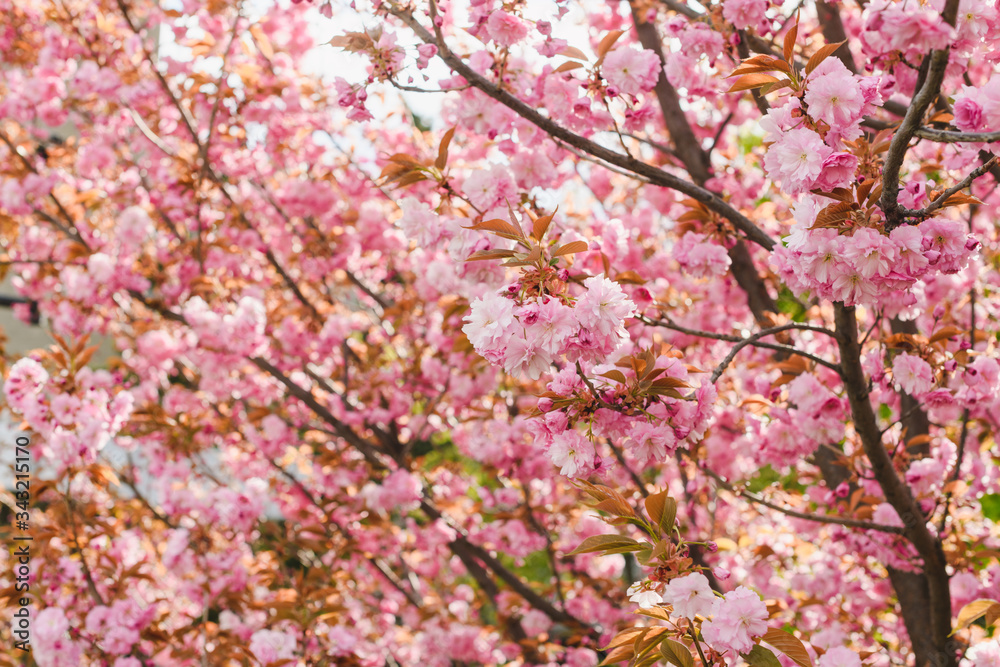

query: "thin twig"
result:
(701, 465), (906, 535)
(388, 6), (776, 251)
(912, 157), (998, 219)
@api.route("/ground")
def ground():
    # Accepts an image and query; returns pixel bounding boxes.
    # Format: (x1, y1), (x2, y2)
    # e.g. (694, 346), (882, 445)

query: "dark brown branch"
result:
(834, 304), (955, 667)
(880, 0), (961, 229)
(388, 7), (776, 251)
(701, 466), (906, 534)
(913, 157), (997, 218)
(913, 127), (1000, 143)
(815, 1), (858, 73)
(709, 326), (843, 382)
(628, 1), (711, 184)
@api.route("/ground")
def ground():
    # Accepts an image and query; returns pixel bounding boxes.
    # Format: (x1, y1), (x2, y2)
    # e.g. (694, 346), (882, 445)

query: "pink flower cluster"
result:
(530, 372), (717, 477)
(656, 574), (770, 657)
(249, 628), (298, 664)
(182, 295), (268, 357)
(4, 358), (134, 473)
(762, 59), (880, 195)
(34, 608), (82, 667)
(891, 352), (935, 396)
(84, 599), (155, 657)
(334, 77), (372, 122)
(701, 586), (769, 656)
(862, 0), (955, 59)
(773, 207), (977, 308)
(722, 0), (770, 31)
(753, 373), (845, 467)
(462, 275), (635, 380)
(952, 76), (1000, 133)
(602, 47), (661, 98)
(674, 232), (733, 278)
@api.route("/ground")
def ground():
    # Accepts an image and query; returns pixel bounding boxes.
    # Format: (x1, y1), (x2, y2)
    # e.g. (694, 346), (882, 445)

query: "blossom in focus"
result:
(662, 572), (716, 619)
(762, 128), (831, 194)
(463, 292), (516, 352)
(892, 352), (934, 396)
(575, 274), (636, 339)
(701, 586), (769, 656)
(548, 429), (597, 478)
(602, 48), (661, 97)
(627, 582), (663, 609)
(805, 63), (864, 130)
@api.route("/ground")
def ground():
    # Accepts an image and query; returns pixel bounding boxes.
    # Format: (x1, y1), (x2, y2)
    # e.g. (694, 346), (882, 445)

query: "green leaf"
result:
(659, 638), (695, 667)
(566, 534), (640, 556)
(743, 645), (783, 667)
(747, 465), (780, 493)
(980, 493), (1000, 521)
(879, 403), (893, 421)
(599, 370), (629, 384)
(644, 491), (677, 534)
(775, 286), (807, 322)
(953, 599), (1000, 633)
(762, 628), (813, 667)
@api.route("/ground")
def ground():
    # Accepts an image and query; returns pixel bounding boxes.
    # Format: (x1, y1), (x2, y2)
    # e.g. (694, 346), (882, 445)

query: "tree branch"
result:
(388, 7), (776, 251)
(879, 0), (961, 229)
(834, 303), (956, 667)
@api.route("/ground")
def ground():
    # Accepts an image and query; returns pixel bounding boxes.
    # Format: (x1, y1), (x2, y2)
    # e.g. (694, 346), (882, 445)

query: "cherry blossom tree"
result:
(0, 0), (999, 666)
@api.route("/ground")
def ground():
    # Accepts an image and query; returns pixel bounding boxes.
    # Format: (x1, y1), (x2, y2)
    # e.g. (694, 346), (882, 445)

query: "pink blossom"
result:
(977, 76), (1000, 132)
(520, 298), (576, 354)
(763, 128), (831, 195)
(627, 420), (677, 464)
(87, 252), (115, 283)
(116, 206), (153, 251)
(843, 227), (895, 279)
(485, 11), (530, 47)
(574, 274), (635, 340)
(675, 232), (732, 277)
(627, 583), (662, 609)
(602, 48), (661, 97)
(662, 572), (716, 618)
(872, 503), (904, 527)
(890, 225), (930, 278)
(892, 352), (934, 396)
(249, 629), (297, 664)
(920, 217), (974, 273)
(463, 291), (516, 352)
(818, 646), (862, 667)
(880, 4), (955, 53)
(462, 164), (518, 210)
(416, 43), (438, 69)
(966, 641), (1000, 667)
(548, 430), (596, 477)
(34, 607), (82, 667)
(701, 586), (769, 656)
(954, 85), (986, 131)
(805, 67), (863, 130)
(814, 152), (859, 192)
(722, 0), (768, 30)
(4, 357), (49, 408)
(830, 270), (879, 306)
(502, 335), (554, 380)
